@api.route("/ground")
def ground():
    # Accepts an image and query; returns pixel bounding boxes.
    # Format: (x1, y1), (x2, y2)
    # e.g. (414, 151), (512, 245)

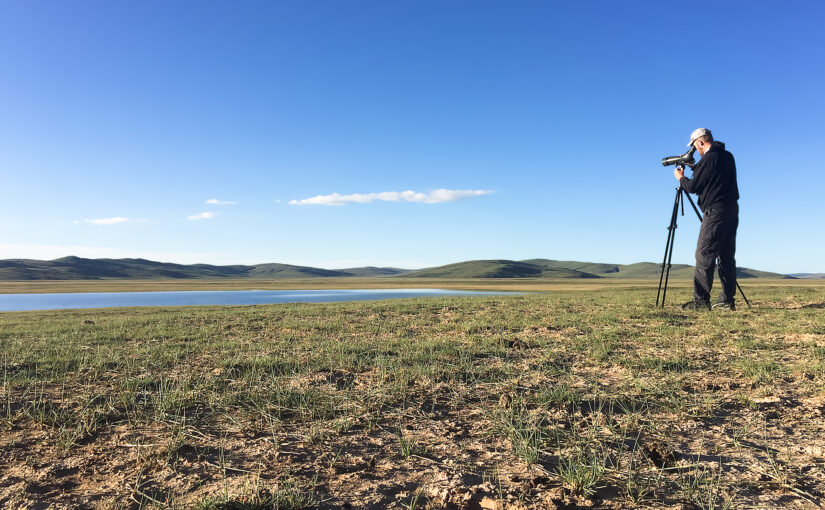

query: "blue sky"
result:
(1, 1), (823, 272)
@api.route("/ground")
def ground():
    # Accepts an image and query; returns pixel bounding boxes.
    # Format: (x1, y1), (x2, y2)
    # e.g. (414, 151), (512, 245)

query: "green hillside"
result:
(608, 262), (693, 278)
(400, 260), (599, 279)
(733, 267), (796, 279)
(339, 267), (411, 276)
(0, 256), (794, 281)
(0, 257), (249, 280)
(601, 262), (790, 279)
(0, 257), (370, 280)
(247, 264), (350, 278)
(789, 273), (825, 279)
(525, 259), (791, 279)
(522, 259), (620, 274)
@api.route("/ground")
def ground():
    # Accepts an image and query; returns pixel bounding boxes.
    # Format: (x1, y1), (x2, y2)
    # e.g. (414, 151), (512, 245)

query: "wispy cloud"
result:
(289, 189), (493, 206)
(206, 199), (238, 205)
(187, 212), (217, 220)
(76, 217), (148, 226)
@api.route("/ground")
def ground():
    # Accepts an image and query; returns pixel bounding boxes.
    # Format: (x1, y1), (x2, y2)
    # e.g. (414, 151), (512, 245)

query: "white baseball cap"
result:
(688, 128), (712, 147)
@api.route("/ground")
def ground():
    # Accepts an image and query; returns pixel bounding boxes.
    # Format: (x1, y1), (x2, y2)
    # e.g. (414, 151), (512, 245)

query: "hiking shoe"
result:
(681, 300), (710, 311)
(712, 301), (736, 311)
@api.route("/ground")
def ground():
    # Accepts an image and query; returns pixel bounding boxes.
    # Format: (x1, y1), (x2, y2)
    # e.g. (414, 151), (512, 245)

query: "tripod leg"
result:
(657, 188), (682, 307)
(661, 192), (680, 307)
(657, 193), (678, 305)
(683, 191), (703, 222)
(656, 224), (675, 306)
(736, 282), (751, 308)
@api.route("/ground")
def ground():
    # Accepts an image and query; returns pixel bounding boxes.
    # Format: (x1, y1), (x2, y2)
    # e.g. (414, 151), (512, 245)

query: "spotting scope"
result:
(661, 146), (696, 168)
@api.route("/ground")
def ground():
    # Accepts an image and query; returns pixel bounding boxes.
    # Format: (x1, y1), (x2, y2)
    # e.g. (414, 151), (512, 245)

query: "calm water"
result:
(0, 288), (519, 312)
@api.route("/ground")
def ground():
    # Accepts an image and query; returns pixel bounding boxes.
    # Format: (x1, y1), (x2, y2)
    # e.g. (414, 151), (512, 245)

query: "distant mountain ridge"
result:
(0, 256), (794, 281)
(402, 259), (790, 280)
(0, 256), (409, 281)
(397, 260), (599, 279)
(521, 258), (788, 280)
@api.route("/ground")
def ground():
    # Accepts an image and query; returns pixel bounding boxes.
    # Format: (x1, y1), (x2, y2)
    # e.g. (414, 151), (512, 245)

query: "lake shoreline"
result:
(0, 288), (521, 312)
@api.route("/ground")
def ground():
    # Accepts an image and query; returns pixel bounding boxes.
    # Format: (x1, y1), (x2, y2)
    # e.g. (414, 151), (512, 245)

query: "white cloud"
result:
(80, 217), (148, 226)
(289, 189), (493, 206)
(206, 199), (238, 205)
(187, 212), (216, 220)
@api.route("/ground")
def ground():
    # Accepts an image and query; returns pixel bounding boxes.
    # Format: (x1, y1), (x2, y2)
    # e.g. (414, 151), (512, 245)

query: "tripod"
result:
(656, 186), (751, 308)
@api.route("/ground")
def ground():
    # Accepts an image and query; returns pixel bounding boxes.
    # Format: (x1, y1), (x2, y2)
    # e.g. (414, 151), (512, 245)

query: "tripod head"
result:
(661, 146), (696, 170)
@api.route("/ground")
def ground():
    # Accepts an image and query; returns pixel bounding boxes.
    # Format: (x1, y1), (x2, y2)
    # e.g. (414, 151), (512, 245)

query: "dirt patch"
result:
(2, 286), (825, 508)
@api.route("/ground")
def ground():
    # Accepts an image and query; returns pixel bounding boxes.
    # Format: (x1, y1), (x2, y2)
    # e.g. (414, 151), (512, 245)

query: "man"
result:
(674, 128), (740, 310)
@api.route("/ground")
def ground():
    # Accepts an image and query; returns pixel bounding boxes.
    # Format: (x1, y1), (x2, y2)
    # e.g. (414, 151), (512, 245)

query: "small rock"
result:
(479, 496), (502, 510)
(499, 394), (512, 408)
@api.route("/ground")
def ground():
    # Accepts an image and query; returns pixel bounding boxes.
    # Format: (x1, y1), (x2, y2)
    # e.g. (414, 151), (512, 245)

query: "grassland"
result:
(1, 280), (824, 508)
(2, 277), (818, 295)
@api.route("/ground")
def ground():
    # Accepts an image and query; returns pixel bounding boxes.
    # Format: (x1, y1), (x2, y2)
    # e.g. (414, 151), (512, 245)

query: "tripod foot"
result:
(736, 283), (751, 308)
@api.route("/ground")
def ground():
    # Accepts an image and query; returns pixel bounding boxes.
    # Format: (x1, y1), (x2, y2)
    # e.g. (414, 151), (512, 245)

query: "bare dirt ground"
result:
(1, 283), (824, 508)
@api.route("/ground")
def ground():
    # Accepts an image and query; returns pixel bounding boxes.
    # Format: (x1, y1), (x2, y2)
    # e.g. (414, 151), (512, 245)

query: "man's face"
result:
(693, 138), (709, 156)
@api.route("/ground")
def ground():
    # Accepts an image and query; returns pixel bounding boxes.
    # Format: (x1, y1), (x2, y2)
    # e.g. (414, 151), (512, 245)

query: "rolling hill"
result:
(0, 256), (248, 280)
(0, 256), (796, 280)
(523, 259), (790, 279)
(246, 264), (350, 279)
(521, 259), (621, 275)
(0, 257), (394, 280)
(399, 260), (598, 279)
(339, 267), (411, 276)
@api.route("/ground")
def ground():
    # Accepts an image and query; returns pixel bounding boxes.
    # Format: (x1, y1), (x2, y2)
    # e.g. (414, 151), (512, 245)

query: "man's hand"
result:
(674, 167), (684, 180)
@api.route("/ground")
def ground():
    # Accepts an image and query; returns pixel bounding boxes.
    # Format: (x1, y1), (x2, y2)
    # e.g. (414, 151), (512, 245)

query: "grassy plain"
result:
(1, 279), (824, 508)
(2, 277), (819, 295)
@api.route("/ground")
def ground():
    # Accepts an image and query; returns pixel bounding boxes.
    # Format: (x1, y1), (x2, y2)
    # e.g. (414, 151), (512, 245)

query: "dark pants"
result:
(694, 205), (738, 304)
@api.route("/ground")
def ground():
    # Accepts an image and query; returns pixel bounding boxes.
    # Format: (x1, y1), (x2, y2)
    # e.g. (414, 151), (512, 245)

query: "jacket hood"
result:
(708, 141), (726, 152)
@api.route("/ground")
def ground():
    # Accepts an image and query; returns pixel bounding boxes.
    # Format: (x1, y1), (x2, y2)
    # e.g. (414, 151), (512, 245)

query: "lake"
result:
(0, 288), (519, 312)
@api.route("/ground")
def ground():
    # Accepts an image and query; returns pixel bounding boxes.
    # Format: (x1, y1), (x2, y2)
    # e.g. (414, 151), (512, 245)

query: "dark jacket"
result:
(679, 141), (739, 212)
